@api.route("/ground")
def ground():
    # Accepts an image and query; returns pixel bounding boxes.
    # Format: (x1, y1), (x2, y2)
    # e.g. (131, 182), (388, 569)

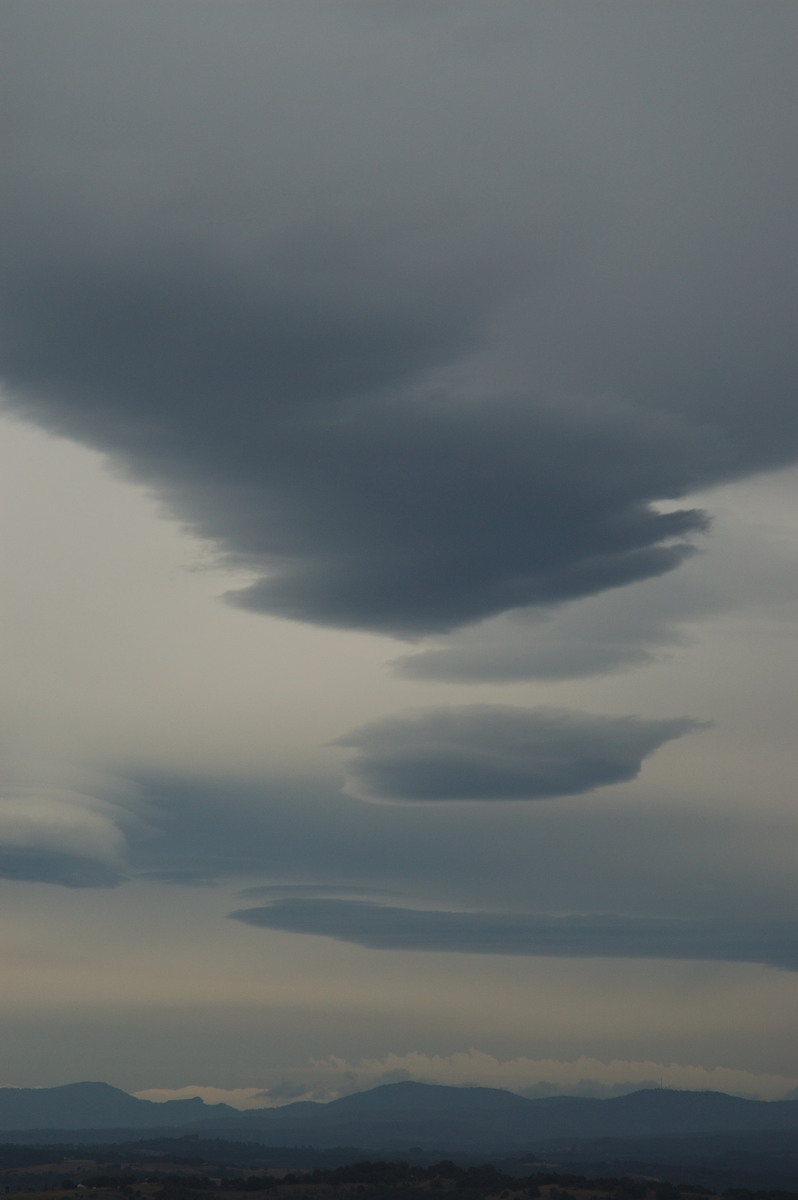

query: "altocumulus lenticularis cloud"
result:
(3, 5), (796, 640)
(229, 899), (798, 972)
(0, 0), (797, 1097)
(335, 705), (704, 802)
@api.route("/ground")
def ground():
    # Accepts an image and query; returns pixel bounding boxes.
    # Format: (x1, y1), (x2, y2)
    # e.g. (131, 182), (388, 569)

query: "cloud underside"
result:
(392, 572), (718, 682)
(0, 788), (130, 887)
(230, 899), (798, 972)
(2, 4), (797, 638)
(3, 340), (712, 638)
(0, 846), (123, 888)
(0, 706), (700, 883)
(337, 705), (701, 801)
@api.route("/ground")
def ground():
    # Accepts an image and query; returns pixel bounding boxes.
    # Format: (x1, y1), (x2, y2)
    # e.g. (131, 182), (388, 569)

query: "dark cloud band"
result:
(229, 898), (798, 972)
(2, 4), (796, 637)
(0, 846), (123, 889)
(336, 705), (703, 801)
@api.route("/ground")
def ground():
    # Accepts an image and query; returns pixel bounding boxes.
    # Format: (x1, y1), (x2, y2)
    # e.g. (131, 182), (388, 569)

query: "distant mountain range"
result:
(0, 1082), (238, 1132)
(2, 1080), (798, 1151)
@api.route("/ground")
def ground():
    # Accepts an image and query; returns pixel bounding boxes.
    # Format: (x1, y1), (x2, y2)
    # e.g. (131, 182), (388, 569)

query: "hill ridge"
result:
(1, 1081), (797, 1150)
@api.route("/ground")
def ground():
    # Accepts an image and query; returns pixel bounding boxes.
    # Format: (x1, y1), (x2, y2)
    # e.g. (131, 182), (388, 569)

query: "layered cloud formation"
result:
(230, 899), (798, 973)
(2, 3), (796, 642)
(337, 706), (700, 801)
(0, 787), (127, 887)
(0, 3), (797, 1098)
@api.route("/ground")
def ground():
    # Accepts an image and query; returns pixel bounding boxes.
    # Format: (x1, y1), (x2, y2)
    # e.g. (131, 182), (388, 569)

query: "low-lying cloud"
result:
(230, 898), (798, 972)
(336, 705), (702, 801)
(134, 1051), (798, 1106)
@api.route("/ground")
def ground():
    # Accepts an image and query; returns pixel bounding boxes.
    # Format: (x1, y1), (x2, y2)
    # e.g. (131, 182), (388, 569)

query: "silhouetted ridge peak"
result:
(331, 1081), (535, 1113)
(0, 1082), (237, 1132)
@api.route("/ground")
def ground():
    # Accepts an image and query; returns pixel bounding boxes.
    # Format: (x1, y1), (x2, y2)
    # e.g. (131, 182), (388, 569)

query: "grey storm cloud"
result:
(229, 899), (798, 973)
(336, 705), (701, 801)
(1, 2), (797, 637)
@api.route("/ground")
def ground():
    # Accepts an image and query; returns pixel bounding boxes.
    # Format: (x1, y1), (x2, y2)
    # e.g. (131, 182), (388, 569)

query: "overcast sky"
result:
(2, 0), (798, 1106)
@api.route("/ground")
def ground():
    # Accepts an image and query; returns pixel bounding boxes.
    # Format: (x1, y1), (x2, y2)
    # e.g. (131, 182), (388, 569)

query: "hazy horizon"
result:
(3, 1072), (798, 1109)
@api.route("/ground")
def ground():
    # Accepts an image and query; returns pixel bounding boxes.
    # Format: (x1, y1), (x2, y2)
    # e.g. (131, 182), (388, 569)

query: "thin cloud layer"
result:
(2, 3), (796, 637)
(116, 766), (797, 929)
(337, 706), (701, 801)
(393, 569), (720, 682)
(133, 1052), (798, 1105)
(230, 899), (798, 973)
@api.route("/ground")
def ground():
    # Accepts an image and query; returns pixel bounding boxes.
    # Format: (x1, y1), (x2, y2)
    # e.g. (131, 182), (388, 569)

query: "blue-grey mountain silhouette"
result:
(2, 1081), (798, 1152)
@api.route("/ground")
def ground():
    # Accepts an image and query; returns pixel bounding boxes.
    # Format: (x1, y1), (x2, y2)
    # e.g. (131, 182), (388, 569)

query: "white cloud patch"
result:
(137, 1051), (798, 1107)
(133, 1085), (270, 1111)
